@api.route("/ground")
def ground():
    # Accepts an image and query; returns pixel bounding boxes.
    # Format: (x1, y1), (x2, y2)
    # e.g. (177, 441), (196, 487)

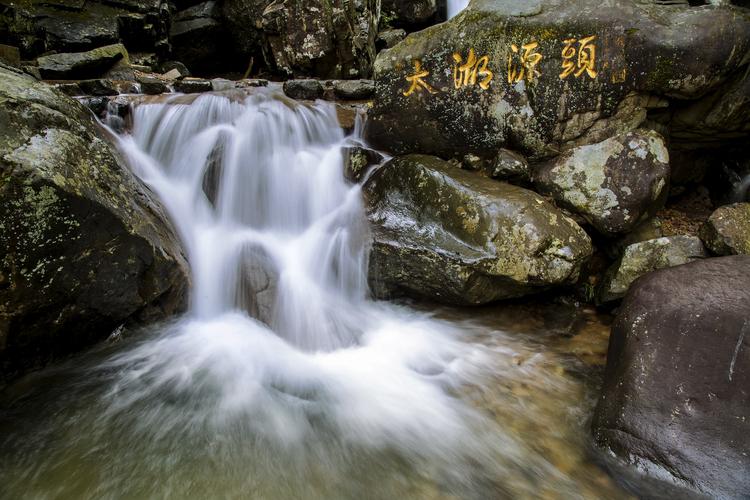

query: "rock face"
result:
(261, 0), (380, 78)
(366, 0), (750, 159)
(363, 155), (592, 304)
(381, 0), (439, 28)
(36, 43), (129, 80)
(699, 202), (750, 255)
(0, 0), (170, 61)
(592, 256), (750, 498)
(170, 1), (231, 73)
(533, 129), (670, 236)
(597, 235), (706, 303)
(0, 66), (188, 381)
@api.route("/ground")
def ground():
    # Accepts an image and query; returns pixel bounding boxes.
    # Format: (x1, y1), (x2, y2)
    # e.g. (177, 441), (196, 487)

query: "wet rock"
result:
(175, 78), (213, 93)
(162, 69), (183, 80)
(137, 76), (171, 94)
(363, 154), (592, 304)
(36, 43), (129, 80)
(283, 79), (324, 100)
(366, 1), (750, 159)
(597, 235), (706, 303)
(534, 130), (670, 236)
(487, 149), (530, 181)
(261, 0), (379, 78)
(159, 60), (191, 77)
(376, 28), (407, 50)
(335, 104), (362, 132)
(332, 79), (375, 100)
(343, 146), (384, 182)
(211, 78), (236, 92)
(699, 202), (750, 255)
(0, 66), (188, 381)
(78, 79), (119, 96)
(235, 244), (278, 326)
(237, 78), (269, 88)
(592, 256), (750, 498)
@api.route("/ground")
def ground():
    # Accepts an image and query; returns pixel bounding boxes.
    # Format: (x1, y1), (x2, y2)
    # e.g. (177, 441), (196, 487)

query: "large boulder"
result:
(363, 155), (592, 304)
(36, 43), (129, 80)
(699, 202), (750, 255)
(366, 0), (750, 159)
(597, 235), (706, 303)
(592, 256), (750, 498)
(0, 65), (188, 381)
(261, 0), (380, 78)
(533, 129), (670, 236)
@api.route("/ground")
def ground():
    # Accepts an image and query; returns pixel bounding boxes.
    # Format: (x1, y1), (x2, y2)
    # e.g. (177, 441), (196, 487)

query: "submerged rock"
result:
(534, 130), (670, 236)
(363, 155), (592, 304)
(699, 202), (750, 255)
(343, 146), (383, 182)
(592, 256), (750, 498)
(36, 43), (129, 80)
(0, 66), (188, 381)
(597, 235), (706, 303)
(366, 0), (750, 159)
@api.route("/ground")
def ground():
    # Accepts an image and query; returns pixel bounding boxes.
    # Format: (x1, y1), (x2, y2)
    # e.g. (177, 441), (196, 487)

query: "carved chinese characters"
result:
(403, 60), (437, 96)
(560, 35), (598, 79)
(452, 48), (494, 89)
(507, 42), (543, 84)
(401, 35), (601, 97)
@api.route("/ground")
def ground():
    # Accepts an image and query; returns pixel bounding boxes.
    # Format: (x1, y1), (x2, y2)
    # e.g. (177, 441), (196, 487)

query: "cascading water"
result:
(447, 0), (470, 18)
(0, 89), (632, 499)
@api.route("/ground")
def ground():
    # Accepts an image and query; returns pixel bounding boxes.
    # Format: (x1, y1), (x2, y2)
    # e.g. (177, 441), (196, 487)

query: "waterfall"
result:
(0, 89), (627, 499)
(731, 173), (750, 202)
(119, 92), (369, 351)
(105, 89), (499, 467)
(447, 0), (470, 18)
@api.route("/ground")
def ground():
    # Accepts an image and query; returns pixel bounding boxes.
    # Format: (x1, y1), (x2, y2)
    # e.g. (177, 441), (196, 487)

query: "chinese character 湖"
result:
(452, 48), (494, 90)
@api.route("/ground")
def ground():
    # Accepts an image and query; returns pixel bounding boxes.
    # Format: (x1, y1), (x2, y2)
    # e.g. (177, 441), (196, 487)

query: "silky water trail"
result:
(0, 91), (632, 499)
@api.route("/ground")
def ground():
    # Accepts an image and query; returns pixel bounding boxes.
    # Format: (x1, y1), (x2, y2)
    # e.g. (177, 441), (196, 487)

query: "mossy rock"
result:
(0, 66), (188, 382)
(366, 0), (750, 159)
(533, 129), (670, 236)
(597, 235), (707, 303)
(699, 202), (750, 255)
(363, 154), (592, 304)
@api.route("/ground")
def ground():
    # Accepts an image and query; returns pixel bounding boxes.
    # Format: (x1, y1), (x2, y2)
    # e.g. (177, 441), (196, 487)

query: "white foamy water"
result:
(107, 90), (507, 471)
(447, 0), (470, 18)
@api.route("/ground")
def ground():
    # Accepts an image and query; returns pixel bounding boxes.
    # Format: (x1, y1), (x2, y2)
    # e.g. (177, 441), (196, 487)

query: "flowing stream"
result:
(0, 90), (633, 499)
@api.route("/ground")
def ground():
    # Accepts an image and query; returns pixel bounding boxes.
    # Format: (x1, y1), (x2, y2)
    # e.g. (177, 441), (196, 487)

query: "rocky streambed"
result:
(1, 0), (749, 498)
